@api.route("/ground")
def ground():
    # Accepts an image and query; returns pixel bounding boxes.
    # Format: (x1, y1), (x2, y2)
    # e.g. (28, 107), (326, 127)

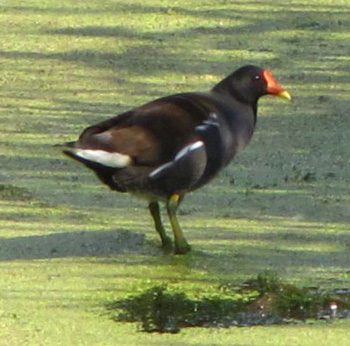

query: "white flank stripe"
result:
(175, 141), (204, 160)
(149, 141), (204, 179)
(75, 149), (131, 168)
(149, 162), (172, 179)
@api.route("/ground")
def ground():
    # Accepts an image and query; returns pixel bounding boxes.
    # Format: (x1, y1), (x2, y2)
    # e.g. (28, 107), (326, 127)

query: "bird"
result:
(60, 65), (291, 254)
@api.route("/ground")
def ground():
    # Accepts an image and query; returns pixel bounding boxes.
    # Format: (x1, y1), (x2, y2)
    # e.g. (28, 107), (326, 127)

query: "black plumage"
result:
(61, 65), (291, 254)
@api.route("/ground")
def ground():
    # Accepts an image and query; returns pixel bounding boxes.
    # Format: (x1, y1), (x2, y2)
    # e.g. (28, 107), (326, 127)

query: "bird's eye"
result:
(253, 75), (261, 81)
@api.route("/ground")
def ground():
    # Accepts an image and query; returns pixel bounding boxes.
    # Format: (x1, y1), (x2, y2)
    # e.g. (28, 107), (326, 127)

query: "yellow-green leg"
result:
(166, 193), (191, 254)
(149, 202), (172, 250)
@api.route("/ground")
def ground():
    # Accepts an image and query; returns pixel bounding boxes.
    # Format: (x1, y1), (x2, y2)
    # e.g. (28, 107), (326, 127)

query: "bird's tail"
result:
(53, 141), (76, 149)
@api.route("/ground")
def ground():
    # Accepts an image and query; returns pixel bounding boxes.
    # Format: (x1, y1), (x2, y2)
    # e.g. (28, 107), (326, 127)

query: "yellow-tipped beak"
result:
(263, 70), (292, 101)
(278, 90), (292, 101)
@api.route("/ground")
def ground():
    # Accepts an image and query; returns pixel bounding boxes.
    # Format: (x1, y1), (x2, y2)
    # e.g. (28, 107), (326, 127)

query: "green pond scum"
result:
(1, 0), (350, 345)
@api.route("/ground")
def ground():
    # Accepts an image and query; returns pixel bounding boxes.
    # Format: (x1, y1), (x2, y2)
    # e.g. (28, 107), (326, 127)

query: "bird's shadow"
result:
(0, 229), (153, 261)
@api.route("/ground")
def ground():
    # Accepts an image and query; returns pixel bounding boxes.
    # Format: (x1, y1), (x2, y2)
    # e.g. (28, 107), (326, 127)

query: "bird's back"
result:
(64, 90), (256, 198)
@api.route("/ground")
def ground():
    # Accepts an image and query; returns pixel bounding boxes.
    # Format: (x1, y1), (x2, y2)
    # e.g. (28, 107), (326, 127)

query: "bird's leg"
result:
(148, 201), (172, 250)
(166, 193), (191, 254)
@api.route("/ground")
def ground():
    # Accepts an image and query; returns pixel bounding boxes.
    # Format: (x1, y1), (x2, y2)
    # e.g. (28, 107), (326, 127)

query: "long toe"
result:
(174, 241), (192, 255)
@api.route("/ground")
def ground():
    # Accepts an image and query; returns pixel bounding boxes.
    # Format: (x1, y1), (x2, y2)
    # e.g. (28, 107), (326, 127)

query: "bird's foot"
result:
(174, 241), (192, 255)
(161, 236), (173, 253)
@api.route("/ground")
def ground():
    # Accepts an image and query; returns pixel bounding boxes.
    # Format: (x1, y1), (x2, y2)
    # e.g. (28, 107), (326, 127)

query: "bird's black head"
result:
(213, 65), (291, 105)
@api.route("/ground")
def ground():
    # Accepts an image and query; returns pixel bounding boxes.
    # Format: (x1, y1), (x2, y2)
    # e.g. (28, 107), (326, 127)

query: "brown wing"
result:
(75, 95), (210, 167)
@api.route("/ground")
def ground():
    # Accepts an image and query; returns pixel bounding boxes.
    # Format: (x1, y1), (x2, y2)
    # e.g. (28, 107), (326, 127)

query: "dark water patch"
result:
(107, 272), (350, 333)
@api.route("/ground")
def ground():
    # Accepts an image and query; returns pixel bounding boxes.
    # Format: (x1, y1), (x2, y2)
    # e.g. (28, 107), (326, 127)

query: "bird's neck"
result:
(211, 85), (258, 125)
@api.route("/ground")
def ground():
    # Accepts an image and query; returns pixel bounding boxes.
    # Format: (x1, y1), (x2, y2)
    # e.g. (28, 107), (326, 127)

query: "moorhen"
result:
(61, 65), (291, 254)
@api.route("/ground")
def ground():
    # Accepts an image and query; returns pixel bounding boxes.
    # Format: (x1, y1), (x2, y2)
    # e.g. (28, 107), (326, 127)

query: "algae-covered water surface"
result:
(1, 0), (350, 345)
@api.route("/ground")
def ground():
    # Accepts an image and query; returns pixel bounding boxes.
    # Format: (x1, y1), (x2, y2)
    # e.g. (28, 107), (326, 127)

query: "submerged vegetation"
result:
(0, 184), (33, 201)
(109, 272), (350, 333)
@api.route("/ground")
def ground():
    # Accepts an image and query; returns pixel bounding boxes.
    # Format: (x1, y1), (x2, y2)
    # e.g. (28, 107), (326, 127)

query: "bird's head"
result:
(214, 65), (291, 105)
